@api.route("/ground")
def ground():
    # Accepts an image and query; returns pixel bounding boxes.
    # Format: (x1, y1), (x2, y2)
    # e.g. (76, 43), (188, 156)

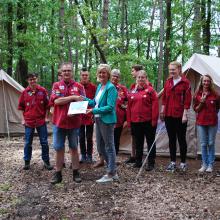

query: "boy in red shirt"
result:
(18, 73), (52, 170)
(79, 68), (96, 163)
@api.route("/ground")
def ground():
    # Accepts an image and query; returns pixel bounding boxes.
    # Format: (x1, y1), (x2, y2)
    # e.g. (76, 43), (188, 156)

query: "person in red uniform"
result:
(50, 62), (85, 184)
(18, 73), (53, 170)
(111, 69), (128, 155)
(127, 70), (159, 170)
(125, 64), (144, 164)
(193, 74), (219, 173)
(79, 68), (97, 163)
(160, 61), (191, 172)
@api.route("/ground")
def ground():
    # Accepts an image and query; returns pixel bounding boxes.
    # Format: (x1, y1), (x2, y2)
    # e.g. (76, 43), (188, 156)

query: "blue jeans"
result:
(95, 118), (116, 174)
(197, 125), (217, 167)
(24, 123), (49, 162)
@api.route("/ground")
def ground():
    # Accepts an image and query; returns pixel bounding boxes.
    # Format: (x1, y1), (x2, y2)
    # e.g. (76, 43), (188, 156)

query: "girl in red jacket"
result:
(193, 74), (219, 173)
(127, 70), (159, 170)
(160, 61), (191, 172)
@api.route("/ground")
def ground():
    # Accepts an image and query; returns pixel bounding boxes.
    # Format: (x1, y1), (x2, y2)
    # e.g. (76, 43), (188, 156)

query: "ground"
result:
(0, 137), (220, 220)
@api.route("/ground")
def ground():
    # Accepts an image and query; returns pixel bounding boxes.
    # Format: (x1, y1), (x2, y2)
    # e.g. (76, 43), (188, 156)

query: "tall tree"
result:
(193, 0), (201, 53)
(157, 0), (164, 92)
(58, 0), (65, 63)
(7, 2), (13, 76)
(16, 0), (28, 87)
(164, 0), (172, 79)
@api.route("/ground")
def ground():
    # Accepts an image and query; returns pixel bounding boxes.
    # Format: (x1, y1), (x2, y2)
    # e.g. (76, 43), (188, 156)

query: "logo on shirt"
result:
(59, 85), (65, 90)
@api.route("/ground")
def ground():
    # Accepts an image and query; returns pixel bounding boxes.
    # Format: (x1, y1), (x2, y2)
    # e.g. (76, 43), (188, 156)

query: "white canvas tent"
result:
(120, 53), (220, 157)
(0, 69), (24, 137)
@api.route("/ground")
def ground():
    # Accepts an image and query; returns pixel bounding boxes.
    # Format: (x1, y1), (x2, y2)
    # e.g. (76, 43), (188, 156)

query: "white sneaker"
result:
(198, 165), (207, 173)
(179, 163), (187, 172)
(96, 175), (113, 183)
(206, 166), (213, 173)
(102, 173), (119, 181)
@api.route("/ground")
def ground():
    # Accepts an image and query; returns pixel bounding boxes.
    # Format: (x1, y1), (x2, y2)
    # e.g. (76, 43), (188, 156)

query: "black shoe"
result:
(51, 171), (62, 184)
(23, 160), (30, 170)
(216, 171), (220, 177)
(133, 163), (142, 168)
(73, 170), (81, 183)
(124, 156), (136, 164)
(63, 163), (66, 168)
(43, 161), (53, 170)
(145, 164), (154, 172)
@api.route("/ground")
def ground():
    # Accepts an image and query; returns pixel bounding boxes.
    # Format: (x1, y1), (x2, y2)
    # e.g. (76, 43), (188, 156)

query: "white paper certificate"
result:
(68, 101), (89, 115)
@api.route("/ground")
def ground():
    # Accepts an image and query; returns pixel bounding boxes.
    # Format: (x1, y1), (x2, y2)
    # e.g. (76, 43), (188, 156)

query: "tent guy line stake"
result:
(135, 123), (165, 182)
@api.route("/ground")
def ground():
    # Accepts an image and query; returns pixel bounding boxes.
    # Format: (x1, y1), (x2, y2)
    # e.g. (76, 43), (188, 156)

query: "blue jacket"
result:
(85, 80), (118, 124)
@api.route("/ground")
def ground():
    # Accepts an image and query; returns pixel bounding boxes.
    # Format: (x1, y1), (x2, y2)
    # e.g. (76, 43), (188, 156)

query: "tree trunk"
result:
(59, 0), (65, 63)
(164, 0), (172, 79)
(16, 0), (28, 87)
(202, 0), (211, 54)
(120, 0), (126, 54)
(146, 1), (156, 60)
(157, 0), (164, 92)
(51, 7), (55, 84)
(193, 0), (201, 53)
(182, 0), (186, 64)
(7, 2), (13, 76)
(74, 0), (107, 63)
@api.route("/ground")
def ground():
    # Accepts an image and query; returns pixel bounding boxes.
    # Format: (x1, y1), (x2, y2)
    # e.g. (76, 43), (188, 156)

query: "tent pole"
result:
(2, 80), (10, 140)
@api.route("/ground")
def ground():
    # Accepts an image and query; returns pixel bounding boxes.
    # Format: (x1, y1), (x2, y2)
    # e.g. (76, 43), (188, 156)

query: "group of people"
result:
(18, 61), (220, 184)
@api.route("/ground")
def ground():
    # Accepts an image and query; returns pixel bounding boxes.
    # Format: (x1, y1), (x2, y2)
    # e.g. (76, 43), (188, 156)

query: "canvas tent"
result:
(120, 53), (220, 157)
(0, 69), (24, 137)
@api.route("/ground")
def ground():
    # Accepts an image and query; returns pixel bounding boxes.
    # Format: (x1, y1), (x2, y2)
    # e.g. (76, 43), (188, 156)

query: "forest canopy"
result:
(0, 0), (219, 90)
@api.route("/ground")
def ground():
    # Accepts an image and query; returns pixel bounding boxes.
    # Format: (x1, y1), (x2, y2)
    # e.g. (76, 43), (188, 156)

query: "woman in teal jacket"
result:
(85, 64), (118, 183)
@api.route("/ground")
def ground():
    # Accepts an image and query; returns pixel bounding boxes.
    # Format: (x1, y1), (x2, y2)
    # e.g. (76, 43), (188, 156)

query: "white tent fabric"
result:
(120, 53), (220, 157)
(0, 69), (24, 136)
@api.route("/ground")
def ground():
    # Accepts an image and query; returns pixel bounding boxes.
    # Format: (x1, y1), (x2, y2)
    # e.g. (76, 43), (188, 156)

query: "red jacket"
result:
(162, 76), (191, 118)
(18, 85), (49, 128)
(127, 85), (159, 127)
(193, 90), (219, 126)
(50, 80), (85, 129)
(115, 83), (128, 127)
(80, 82), (97, 125)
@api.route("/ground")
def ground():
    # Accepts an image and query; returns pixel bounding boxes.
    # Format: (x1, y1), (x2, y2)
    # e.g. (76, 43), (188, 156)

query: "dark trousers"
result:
(131, 121), (156, 166)
(114, 126), (123, 155)
(79, 124), (94, 156)
(24, 123), (49, 162)
(165, 117), (187, 163)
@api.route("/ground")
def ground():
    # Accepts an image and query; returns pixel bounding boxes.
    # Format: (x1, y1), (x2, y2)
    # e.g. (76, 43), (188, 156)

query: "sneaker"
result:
(179, 163), (187, 172)
(216, 171), (220, 177)
(133, 163), (142, 168)
(198, 165), (207, 173)
(145, 164), (154, 172)
(79, 154), (87, 163)
(73, 170), (82, 183)
(166, 162), (176, 172)
(124, 156), (136, 164)
(23, 160), (30, 170)
(43, 161), (53, 170)
(206, 166), (213, 173)
(96, 175), (113, 183)
(50, 171), (62, 185)
(63, 163), (66, 168)
(103, 173), (119, 181)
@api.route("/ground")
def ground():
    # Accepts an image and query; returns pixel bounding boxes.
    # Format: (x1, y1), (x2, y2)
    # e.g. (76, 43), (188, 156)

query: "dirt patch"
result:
(0, 137), (220, 220)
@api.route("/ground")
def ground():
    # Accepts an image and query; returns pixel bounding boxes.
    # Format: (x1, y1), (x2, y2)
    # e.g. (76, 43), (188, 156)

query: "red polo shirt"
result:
(18, 85), (49, 128)
(50, 79), (85, 129)
(193, 90), (219, 126)
(80, 82), (97, 125)
(115, 83), (128, 127)
(127, 85), (159, 127)
(162, 76), (191, 118)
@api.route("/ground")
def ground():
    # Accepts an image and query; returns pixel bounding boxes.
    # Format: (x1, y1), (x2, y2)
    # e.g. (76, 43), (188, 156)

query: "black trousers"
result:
(165, 117), (187, 163)
(114, 126), (123, 155)
(131, 121), (156, 166)
(79, 124), (94, 156)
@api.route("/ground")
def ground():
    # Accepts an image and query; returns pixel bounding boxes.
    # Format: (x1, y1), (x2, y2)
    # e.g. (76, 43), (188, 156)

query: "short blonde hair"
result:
(137, 69), (148, 79)
(97, 64), (111, 79)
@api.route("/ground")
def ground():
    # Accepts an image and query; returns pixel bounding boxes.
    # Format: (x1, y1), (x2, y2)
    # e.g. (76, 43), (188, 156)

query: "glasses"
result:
(62, 69), (72, 72)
